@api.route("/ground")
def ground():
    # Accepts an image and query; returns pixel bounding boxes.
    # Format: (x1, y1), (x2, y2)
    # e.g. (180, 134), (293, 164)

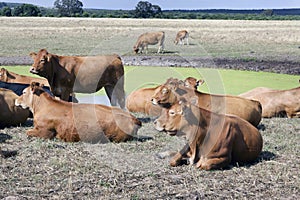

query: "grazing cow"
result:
(126, 77), (204, 116)
(239, 86), (300, 118)
(0, 88), (30, 128)
(15, 82), (142, 143)
(29, 49), (125, 108)
(174, 30), (189, 45)
(154, 100), (263, 170)
(133, 31), (165, 54)
(0, 67), (49, 86)
(151, 78), (262, 127)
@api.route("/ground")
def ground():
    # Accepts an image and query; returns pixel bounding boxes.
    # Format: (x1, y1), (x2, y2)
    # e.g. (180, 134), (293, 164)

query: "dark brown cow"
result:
(133, 31), (165, 54)
(0, 68), (49, 86)
(126, 77), (204, 116)
(151, 78), (262, 127)
(174, 30), (189, 45)
(239, 86), (300, 118)
(154, 100), (263, 170)
(0, 88), (30, 128)
(15, 82), (141, 143)
(29, 49), (125, 108)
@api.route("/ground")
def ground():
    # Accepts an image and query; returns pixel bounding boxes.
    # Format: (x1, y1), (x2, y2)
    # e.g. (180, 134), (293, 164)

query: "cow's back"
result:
(0, 88), (30, 128)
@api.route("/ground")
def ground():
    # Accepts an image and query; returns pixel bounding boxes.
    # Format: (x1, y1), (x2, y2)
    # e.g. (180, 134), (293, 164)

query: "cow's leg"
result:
(186, 37), (189, 45)
(104, 85), (117, 106)
(27, 127), (55, 140)
(114, 77), (126, 109)
(196, 156), (231, 170)
(170, 143), (191, 167)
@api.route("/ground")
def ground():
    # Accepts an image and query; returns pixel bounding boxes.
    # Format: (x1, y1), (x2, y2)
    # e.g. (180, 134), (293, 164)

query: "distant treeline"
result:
(1, 2), (300, 20)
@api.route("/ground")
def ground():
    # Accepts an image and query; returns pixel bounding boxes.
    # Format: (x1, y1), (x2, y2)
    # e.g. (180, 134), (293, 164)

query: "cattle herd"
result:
(0, 30), (299, 170)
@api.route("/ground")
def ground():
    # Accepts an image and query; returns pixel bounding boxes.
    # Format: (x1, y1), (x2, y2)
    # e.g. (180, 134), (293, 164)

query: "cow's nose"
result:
(30, 67), (38, 74)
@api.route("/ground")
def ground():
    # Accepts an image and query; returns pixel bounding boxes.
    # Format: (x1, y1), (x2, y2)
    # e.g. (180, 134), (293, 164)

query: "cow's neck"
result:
(31, 93), (54, 115)
(48, 55), (73, 87)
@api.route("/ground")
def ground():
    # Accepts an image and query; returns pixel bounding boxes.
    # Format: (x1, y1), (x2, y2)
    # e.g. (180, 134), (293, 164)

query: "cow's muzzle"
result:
(30, 67), (39, 74)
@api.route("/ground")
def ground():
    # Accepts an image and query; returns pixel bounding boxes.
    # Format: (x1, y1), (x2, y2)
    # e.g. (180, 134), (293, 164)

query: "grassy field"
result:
(0, 17), (300, 62)
(0, 18), (299, 199)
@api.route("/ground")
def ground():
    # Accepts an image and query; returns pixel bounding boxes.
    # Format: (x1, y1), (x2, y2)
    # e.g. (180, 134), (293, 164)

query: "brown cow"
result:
(0, 67), (49, 86)
(239, 86), (300, 118)
(174, 30), (189, 45)
(0, 88), (30, 128)
(151, 78), (262, 127)
(29, 49), (125, 108)
(154, 100), (263, 170)
(126, 77), (204, 116)
(15, 82), (142, 143)
(133, 31), (165, 54)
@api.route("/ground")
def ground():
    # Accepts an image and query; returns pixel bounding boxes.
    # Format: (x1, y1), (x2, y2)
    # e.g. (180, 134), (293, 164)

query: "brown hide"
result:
(133, 31), (165, 54)
(174, 30), (189, 45)
(154, 101), (263, 170)
(240, 86), (300, 118)
(29, 49), (125, 108)
(0, 88), (30, 128)
(15, 83), (141, 143)
(0, 68), (49, 86)
(151, 78), (262, 127)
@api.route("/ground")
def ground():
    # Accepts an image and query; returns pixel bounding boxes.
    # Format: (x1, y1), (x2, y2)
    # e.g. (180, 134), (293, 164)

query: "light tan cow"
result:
(0, 88), (30, 128)
(0, 68), (49, 86)
(126, 77), (204, 116)
(133, 31), (165, 54)
(29, 49), (125, 108)
(174, 30), (189, 45)
(239, 86), (300, 118)
(15, 82), (142, 143)
(154, 100), (263, 170)
(151, 78), (262, 127)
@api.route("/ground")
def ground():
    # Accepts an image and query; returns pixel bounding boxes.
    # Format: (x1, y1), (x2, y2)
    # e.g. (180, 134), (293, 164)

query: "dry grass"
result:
(0, 17), (300, 61)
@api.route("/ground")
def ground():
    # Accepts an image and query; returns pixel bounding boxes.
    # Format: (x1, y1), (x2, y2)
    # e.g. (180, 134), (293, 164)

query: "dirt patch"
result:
(1, 55), (299, 75)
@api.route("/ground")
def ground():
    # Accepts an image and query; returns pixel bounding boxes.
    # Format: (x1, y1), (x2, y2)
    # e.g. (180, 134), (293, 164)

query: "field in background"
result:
(0, 17), (300, 62)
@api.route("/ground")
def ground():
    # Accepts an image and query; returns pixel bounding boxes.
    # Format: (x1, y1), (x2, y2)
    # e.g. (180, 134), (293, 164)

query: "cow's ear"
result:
(29, 52), (37, 59)
(46, 54), (51, 62)
(198, 79), (205, 86)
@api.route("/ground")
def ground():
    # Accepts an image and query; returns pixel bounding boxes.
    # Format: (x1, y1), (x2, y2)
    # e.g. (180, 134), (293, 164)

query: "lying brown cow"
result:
(0, 88), (30, 128)
(29, 49), (125, 108)
(0, 67), (49, 86)
(133, 31), (165, 54)
(174, 30), (189, 45)
(15, 82), (142, 143)
(154, 100), (263, 170)
(152, 78), (262, 127)
(126, 77), (204, 116)
(239, 85), (300, 118)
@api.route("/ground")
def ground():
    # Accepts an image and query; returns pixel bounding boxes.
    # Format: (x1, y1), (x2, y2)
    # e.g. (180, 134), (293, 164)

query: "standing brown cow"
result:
(174, 30), (189, 45)
(29, 49), (125, 108)
(0, 88), (30, 128)
(133, 31), (165, 54)
(154, 100), (263, 170)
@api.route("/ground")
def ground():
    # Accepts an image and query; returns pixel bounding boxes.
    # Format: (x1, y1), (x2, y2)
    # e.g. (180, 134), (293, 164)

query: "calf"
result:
(133, 31), (165, 54)
(154, 100), (263, 170)
(174, 30), (189, 45)
(15, 82), (142, 143)
(0, 88), (30, 128)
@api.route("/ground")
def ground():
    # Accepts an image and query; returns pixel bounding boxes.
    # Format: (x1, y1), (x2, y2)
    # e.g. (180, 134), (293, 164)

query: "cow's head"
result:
(29, 49), (52, 77)
(184, 77), (205, 90)
(0, 68), (8, 82)
(15, 82), (44, 112)
(133, 46), (139, 54)
(151, 85), (178, 108)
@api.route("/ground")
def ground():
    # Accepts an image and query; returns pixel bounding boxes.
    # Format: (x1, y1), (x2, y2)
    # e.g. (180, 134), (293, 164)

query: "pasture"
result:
(0, 17), (299, 199)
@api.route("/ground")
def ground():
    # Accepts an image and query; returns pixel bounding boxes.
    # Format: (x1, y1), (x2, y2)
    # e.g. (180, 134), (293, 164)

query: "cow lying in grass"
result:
(126, 77), (204, 116)
(151, 78), (262, 127)
(0, 88), (30, 128)
(154, 100), (263, 170)
(239, 84), (300, 118)
(15, 82), (142, 143)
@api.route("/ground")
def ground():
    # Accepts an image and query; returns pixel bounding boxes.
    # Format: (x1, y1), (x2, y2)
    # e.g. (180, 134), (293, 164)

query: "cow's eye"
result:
(40, 59), (45, 63)
(169, 110), (176, 116)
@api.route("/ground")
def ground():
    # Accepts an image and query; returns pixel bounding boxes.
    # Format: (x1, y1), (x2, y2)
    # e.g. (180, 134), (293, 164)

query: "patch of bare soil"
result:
(0, 117), (299, 199)
(0, 55), (299, 75)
